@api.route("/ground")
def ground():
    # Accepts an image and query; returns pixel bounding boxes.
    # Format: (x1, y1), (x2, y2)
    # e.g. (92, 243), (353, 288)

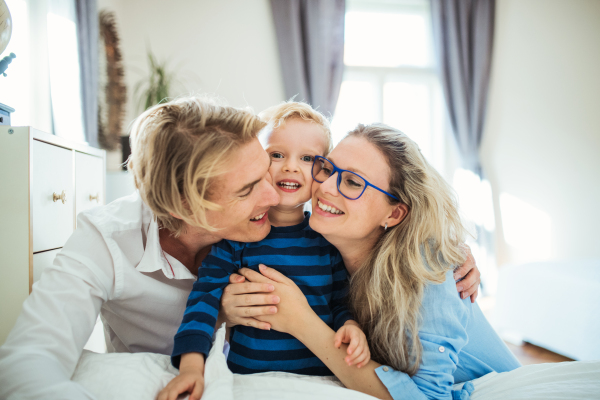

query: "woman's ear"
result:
(386, 203), (409, 229)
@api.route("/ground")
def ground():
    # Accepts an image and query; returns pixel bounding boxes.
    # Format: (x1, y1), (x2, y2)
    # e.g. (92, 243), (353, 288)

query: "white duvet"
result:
(72, 324), (600, 400)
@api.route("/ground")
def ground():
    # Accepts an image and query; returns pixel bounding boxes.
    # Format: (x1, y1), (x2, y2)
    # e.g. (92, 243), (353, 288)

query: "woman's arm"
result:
(237, 265), (394, 399)
(220, 245), (481, 327)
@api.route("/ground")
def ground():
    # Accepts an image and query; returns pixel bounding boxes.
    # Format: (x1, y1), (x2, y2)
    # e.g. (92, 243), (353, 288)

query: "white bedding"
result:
(72, 324), (600, 400)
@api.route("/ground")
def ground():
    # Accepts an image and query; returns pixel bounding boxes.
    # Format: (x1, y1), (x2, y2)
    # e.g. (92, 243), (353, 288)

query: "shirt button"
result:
(439, 346), (445, 353)
(382, 366), (389, 372)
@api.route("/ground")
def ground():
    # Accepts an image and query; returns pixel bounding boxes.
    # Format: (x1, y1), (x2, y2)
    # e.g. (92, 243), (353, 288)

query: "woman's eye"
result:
(346, 178), (363, 188)
(301, 155), (314, 162)
(270, 152), (284, 159)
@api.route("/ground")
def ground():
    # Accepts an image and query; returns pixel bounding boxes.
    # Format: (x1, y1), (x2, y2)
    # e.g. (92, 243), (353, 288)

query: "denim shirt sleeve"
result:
(375, 270), (472, 400)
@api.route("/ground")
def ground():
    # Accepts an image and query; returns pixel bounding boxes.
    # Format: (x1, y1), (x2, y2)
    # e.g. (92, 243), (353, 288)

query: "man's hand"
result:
(334, 320), (371, 369)
(454, 244), (481, 303)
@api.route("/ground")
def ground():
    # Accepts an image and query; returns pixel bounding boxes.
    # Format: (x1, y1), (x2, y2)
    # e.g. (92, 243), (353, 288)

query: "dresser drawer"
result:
(32, 248), (61, 285)
(32, 140), (74, 252)
(75, 152), (104, 219)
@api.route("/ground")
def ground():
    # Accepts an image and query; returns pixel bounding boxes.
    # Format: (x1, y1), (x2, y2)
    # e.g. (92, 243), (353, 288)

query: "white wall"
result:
(482, 0), (600, 267)
(97, 0), (285, 131)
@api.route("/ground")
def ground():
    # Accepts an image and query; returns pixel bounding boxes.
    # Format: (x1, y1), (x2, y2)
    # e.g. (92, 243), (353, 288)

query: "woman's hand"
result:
(237, 264), (314, 335)
(219, 273), (279, 330)
(454, 244), (481, 303)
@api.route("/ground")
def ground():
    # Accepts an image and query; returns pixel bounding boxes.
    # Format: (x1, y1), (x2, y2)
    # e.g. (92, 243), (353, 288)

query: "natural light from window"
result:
(47, 0), (85, 143)
(331, 0), (443, 172)
(344, 11), (432, 67)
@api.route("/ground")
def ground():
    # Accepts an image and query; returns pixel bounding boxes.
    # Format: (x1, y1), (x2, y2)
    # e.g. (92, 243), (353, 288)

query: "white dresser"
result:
(0, 127), (106, 344)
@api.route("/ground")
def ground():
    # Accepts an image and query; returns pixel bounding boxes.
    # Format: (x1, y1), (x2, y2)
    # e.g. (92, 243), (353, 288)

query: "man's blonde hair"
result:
(259, 101), (333, 154)
(128, 96), (265, 236)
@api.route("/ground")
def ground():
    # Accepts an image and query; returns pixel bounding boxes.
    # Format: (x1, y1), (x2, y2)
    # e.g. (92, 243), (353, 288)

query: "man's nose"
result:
(261, 175), (280, 206)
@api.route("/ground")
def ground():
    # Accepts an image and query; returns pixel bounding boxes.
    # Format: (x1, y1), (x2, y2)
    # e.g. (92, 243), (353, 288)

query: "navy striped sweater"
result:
(172, 212), (352, 375)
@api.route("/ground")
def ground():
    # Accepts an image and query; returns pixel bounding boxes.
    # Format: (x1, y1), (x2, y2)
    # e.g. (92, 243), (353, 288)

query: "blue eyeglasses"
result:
(311, 156), (399, 201)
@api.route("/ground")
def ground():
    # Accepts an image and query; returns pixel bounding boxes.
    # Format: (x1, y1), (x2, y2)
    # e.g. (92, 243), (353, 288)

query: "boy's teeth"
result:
(250, 213), (265, 221)
(278, 182), (300, 189)
(317, 200), (343, 215)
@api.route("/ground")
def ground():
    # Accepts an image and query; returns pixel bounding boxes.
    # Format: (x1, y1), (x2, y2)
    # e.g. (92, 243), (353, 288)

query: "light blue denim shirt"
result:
(375, 270), (521, 400)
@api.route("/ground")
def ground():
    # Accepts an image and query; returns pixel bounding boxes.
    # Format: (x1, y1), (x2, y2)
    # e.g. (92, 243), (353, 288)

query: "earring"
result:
(384, 223), (388, 231)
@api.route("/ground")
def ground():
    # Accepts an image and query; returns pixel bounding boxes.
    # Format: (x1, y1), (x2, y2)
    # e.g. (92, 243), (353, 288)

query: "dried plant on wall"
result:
(98, 10), (127, 151)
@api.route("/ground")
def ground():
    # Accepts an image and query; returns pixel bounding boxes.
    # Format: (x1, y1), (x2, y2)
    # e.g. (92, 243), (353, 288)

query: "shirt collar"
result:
(136, 217), (196, 280)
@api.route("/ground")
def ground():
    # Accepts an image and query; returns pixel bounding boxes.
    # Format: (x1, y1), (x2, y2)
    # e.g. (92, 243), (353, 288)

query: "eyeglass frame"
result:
(311, 155), (400, 201)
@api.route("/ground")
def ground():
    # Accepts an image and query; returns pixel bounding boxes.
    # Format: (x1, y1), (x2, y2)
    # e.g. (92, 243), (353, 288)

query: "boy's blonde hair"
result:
(128, 96), (265, 236)
(259, 101), (333, 154)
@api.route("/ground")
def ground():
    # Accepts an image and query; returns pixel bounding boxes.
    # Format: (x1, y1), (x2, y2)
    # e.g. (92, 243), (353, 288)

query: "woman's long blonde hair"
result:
(347, 124), (468, 376)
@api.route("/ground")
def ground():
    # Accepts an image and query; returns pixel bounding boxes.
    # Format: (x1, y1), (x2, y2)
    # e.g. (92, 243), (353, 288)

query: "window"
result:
(332, 0), (446, 173)
(0, 0), (84, 143)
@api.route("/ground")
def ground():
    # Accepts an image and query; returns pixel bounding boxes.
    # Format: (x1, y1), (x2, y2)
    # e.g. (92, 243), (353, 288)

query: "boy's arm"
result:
(158, 353), (205, 400)
(329, 251), (353, 330)
(171, 240), (238, 368)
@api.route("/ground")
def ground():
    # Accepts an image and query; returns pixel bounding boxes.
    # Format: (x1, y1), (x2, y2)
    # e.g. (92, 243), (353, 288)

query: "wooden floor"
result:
(505, 341), (575, 365)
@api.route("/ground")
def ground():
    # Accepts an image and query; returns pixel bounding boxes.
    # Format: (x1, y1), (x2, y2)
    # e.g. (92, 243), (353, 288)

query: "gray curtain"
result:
(76, 0), (99, 147)
(270, 0), (345, 117)
(430, 0), (495, 176)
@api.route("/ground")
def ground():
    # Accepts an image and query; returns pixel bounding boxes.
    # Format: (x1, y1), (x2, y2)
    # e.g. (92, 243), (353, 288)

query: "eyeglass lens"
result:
(312, 158), (366, 199)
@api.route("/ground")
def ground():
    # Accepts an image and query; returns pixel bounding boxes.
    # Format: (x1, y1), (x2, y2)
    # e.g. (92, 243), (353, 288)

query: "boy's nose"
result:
(283, 161), (299, 173)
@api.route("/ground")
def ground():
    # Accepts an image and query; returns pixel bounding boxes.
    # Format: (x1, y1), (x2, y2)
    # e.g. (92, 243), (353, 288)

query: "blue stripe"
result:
(227, 351), (327, 371)
(176, 320), (215, 336)
(242, 254), (332, 268)
(231, 331), (307, 350)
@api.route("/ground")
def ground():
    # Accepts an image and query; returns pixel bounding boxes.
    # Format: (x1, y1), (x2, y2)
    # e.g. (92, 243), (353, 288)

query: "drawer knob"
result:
(52, 190), (67, 204)
(89, 193), (99, 202)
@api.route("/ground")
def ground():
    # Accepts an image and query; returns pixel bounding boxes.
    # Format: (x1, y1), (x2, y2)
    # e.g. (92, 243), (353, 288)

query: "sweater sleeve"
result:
(171, 240), (239, 368)
(329, 249), (353, 330)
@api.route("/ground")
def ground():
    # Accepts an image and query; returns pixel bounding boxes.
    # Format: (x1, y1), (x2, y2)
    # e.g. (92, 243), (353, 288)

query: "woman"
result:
(221, 123), (520, 399)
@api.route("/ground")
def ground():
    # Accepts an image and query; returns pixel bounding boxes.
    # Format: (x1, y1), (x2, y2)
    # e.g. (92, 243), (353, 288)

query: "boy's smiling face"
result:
(262, 118), (329, 209)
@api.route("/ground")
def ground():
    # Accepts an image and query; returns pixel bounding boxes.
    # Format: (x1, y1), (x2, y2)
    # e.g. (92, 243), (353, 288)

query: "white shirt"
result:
(0, 192), (197, 399)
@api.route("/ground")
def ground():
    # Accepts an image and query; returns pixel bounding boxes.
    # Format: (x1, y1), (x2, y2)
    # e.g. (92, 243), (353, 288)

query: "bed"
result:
(71, 324), (600, 400)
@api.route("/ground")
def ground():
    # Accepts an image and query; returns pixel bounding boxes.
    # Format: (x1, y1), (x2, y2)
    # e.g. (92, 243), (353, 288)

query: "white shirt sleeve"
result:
(0, 213), (116, 400)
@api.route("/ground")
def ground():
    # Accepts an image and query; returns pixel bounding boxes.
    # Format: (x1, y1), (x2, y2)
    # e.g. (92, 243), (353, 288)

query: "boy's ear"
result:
(386, 203), (409, 229)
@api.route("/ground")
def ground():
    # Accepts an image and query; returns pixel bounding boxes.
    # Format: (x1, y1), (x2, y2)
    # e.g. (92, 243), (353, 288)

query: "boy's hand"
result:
(158, 353), (205, 400)
(334, 320), (371, 368)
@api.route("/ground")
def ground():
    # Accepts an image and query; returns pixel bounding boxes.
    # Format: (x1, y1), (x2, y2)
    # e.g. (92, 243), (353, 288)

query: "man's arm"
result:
(0, 215), (114, 400)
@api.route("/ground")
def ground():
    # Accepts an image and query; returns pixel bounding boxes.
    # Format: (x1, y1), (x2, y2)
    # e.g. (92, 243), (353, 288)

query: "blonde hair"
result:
(259, 101), (333, 154)
(128, 96), (265, 236)
(346, 124), (467, 376)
